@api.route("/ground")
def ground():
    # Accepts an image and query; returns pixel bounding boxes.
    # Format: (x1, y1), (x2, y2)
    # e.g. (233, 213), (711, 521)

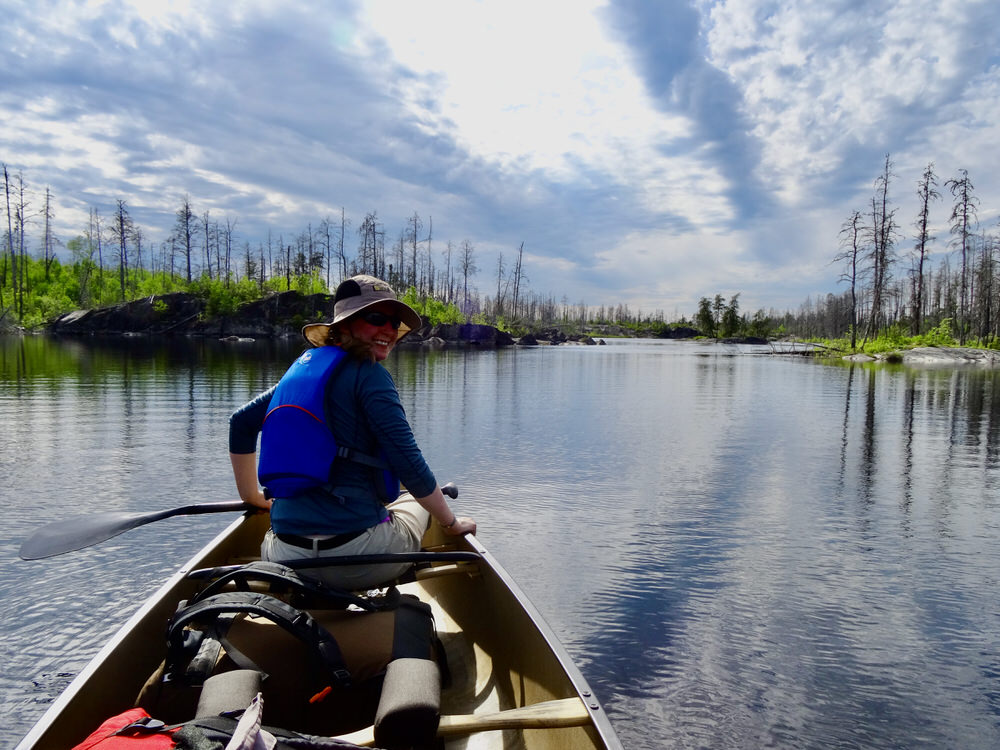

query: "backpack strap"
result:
(166, 591), (352, 688)
(188, 560), (380, 611)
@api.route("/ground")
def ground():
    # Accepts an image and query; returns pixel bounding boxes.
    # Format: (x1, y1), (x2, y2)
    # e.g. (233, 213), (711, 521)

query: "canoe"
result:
(16, 509), (622, 750)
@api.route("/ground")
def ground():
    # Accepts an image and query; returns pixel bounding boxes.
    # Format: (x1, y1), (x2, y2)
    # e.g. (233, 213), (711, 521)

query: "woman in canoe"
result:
(228, 274), (476, 589)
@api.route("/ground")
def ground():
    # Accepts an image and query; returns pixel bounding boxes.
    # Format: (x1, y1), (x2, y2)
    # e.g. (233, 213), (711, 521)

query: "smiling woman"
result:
(227, 274), (476, 591)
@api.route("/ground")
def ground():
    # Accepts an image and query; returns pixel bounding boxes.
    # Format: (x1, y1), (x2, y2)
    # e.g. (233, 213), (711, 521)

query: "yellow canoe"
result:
(16, 510), (622, 749)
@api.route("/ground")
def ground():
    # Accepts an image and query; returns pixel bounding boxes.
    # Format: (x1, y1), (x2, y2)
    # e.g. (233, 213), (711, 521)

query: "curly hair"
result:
(322, 320), (376, 362)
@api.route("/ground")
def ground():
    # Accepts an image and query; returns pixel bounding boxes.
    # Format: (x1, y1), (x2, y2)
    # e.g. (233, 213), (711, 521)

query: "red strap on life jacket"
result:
(72, 708), (176, 750)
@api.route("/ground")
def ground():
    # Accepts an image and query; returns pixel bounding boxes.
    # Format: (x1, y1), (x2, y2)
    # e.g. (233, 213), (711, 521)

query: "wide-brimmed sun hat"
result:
(301, 274), (422, 347)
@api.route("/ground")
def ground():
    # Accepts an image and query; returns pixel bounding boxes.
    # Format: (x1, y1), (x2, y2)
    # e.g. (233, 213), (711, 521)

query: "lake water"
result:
(3, 335), (1000, 749)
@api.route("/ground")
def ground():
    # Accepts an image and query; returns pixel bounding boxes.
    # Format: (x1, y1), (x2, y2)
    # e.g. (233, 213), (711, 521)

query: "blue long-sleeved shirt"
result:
(229, 351), (436, 535)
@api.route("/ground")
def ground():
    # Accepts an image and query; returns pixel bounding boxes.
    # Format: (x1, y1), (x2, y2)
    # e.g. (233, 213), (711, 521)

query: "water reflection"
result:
(4, 339), (1000, 749)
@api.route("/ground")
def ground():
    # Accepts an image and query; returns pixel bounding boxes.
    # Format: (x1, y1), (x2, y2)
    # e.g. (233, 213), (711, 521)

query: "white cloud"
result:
(361, 0), (729, 224)
(703, 0), (999, 206)
(1, 0), (999, 317)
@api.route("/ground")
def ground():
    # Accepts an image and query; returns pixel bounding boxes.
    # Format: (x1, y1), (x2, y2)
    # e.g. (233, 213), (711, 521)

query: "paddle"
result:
(20, 482), (459, 561)
(335, 697), (593, 746)
(19, 500), (251, 560)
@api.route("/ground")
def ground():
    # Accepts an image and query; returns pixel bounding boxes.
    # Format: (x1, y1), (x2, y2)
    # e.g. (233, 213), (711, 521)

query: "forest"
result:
(2, 155), (996, 349)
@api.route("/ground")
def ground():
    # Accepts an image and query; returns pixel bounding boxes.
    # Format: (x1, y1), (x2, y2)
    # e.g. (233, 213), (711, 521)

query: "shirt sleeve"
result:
(356, 363), (437, 498)
(228, 385), (276, 454)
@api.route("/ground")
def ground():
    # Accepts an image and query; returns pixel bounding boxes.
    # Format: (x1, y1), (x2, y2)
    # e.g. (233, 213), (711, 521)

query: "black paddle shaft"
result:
(21, 483), (458, 560)
(19, 500), (251, 560)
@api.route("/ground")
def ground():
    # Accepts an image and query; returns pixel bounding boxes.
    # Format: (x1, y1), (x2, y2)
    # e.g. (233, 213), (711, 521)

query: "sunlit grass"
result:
(807, 318), (1000, 355)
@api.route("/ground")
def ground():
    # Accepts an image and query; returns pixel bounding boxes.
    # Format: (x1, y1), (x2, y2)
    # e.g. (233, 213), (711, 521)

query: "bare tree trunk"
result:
(425, 216), (434, 297)
(512, 242), (525, 322)
(459, 239), (477, 316)
(113, 199), (132, 302)
(409, 211), (422, 291)
(836, 211), (864, 350)
(911, 163), (939, 335)
(14, 171), (30, 319)
(2, 165), (15, 314)
(863, 155), (898, 344)
(443, 241), (454, 303)
(946, 169), (979, 344)
(495, 251), (505, 320)
(42, 187), (58, 281)
(338, 208), (348, 281)
(202, 211), (213, 281)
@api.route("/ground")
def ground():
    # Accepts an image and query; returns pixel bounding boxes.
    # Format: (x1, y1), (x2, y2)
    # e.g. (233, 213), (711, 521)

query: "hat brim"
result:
(302, 299), (420, 348)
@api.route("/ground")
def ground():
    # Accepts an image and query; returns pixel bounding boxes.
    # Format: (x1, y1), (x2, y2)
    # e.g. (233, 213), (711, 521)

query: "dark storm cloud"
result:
(601, 0), (772, 223)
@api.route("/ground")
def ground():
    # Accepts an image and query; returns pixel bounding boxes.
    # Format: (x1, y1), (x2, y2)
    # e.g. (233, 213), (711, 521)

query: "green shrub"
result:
(914, 318), (956, 348)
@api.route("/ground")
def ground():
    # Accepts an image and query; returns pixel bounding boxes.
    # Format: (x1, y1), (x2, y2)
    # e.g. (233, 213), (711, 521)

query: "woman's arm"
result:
(413, 484), (476, 536)
(230, 451), (272, 510)
(228, 386), (276, 511)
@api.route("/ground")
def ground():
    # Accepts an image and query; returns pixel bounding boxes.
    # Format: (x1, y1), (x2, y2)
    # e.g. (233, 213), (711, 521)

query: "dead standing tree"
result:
(862, 154), (899, 345)
(459, 239), (477, 317)
(110, 199), (134, 302)
(42, 187), (60, 281)
(173, 196), (196, 283)
(945, 169), (978, 344)
(407, 211), (422, 291)
(511, 241), (527, 323)
(357, 211), (384, 277)
(2, 164), (15, 313)
(835, 210), (865, 350)
(911, 163), (940, 335)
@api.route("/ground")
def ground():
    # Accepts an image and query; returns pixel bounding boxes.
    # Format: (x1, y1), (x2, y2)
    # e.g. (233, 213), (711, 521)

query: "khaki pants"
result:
(261, 493), (430, 590)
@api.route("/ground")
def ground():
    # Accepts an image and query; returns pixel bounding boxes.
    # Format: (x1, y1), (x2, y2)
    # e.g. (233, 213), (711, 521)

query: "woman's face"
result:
(346, 303), (402, 361)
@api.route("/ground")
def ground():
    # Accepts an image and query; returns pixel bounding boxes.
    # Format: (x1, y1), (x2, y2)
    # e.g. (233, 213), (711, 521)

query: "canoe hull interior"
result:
(16, 511), (621, 750)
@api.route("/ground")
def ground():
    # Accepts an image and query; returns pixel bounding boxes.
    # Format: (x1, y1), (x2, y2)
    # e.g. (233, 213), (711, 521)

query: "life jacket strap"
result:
(335, 445), (388, 470)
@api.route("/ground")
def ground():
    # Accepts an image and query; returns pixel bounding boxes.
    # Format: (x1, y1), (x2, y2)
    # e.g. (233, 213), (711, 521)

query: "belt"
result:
(275, 529), (366, 550)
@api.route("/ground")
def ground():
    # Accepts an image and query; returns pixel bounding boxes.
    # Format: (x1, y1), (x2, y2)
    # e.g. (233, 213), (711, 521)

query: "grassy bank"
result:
(807, 318), (998, 356)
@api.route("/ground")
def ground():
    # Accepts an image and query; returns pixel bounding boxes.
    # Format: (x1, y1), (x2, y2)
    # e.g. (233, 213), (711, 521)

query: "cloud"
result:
(1, 0), (999, 317)
(602, 0), (771, 222)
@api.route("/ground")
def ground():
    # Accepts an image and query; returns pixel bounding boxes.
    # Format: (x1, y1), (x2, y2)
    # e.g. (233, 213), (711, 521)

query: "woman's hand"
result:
(442, 515), (477, 536)
(245, 489), (274, 511)
(416, 485), (477, 536)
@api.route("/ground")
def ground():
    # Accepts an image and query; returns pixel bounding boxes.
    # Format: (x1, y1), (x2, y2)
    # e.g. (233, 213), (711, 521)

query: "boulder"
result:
(50, 292), (204, 335)
(421, 323), (513, 348)
(901, 347), (1000, 365)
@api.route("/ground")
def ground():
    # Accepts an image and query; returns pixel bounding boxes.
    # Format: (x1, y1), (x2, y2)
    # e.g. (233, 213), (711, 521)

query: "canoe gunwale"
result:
(458, 532), (622, 749)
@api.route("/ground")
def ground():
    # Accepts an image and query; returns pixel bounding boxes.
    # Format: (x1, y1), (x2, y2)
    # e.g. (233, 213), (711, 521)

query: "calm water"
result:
(3, 335), (1000, 749)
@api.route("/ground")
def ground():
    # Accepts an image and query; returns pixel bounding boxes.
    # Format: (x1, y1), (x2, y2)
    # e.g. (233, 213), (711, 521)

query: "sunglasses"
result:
(359, 310), (403, 330)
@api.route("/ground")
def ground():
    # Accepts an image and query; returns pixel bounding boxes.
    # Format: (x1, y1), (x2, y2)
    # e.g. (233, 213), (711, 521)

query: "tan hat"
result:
(302, 275), (422, 347)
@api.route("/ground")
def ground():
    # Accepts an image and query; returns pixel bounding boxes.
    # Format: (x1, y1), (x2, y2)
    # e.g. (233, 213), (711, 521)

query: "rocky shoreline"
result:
(38, 291), (622, 348)
(844, 346), (1000, 366)
(11, 291), (998, 364)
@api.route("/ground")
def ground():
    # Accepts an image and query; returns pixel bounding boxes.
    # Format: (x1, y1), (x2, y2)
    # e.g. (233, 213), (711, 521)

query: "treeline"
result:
(4, 156), (995, 345)
(0, 163), (580, 330)
(787, 155), (997, 348)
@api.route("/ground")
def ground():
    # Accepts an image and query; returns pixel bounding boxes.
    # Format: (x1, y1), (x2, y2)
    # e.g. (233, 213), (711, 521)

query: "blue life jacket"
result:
(257, 346), (400, 500)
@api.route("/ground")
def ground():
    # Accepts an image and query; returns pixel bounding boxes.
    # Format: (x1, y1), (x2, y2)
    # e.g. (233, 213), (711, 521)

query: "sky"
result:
(3, 0), (999, 319)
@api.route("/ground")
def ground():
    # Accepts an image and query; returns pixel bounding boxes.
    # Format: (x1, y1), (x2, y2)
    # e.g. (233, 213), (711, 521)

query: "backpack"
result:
(136, 562), (441, 743)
